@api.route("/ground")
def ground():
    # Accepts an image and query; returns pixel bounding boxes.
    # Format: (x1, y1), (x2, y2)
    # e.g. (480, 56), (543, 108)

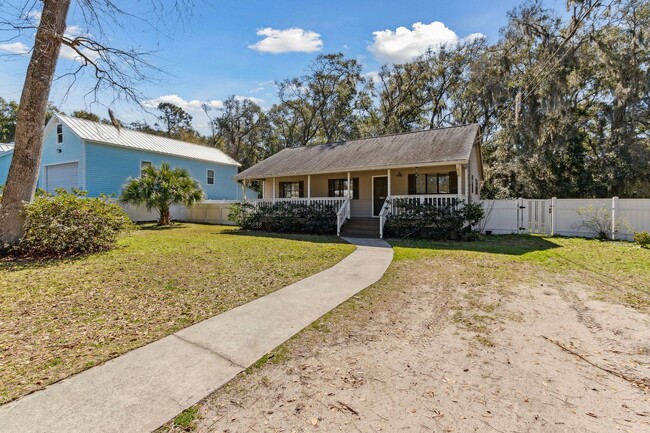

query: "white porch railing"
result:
(379, 195), (391, 239)
(248, 197), (347, 213)
(389, 194), (463, 216)
(336, 197), (351, 236)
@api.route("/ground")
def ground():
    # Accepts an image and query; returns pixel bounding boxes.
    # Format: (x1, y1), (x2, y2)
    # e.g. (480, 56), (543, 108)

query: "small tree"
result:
(120, 163), (203, 226)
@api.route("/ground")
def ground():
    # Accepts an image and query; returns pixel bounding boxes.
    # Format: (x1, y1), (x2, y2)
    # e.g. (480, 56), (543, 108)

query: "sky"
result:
(0, 0), (563, 134)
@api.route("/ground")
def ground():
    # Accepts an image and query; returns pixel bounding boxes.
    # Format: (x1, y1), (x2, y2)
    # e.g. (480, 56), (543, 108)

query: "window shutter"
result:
(408, 174), (416, 194)
(328, 179), (334, 197)
(298, 181), (304, 198)
(353, 178), (359, 200)
(279, 182), (285, 198)
(449, 171), (458, 194)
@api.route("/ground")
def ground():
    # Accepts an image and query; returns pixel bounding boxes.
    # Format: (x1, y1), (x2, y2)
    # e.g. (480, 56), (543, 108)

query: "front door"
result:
(373, 176), (388, 217)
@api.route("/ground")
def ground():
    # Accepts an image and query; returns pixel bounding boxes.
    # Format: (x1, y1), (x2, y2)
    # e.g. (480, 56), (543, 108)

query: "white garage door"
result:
(46, 162), (79, 194)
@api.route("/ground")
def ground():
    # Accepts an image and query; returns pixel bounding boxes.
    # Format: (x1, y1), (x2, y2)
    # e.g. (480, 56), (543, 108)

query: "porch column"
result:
(262, 180), (265, 199)
(347, 172), (351, 199)
(307, 175), (311, 204)
(242, 180), (247, 201)
(387, 169), (391, 197)
(272, 177), (276, 202)
(465, 165), (470, 202)
(456, 164), (463, 197)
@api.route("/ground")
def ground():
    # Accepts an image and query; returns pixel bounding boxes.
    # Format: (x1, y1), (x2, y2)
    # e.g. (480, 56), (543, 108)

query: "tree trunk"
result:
(158, 207), (171, 226)
(0, 0), (71, 244)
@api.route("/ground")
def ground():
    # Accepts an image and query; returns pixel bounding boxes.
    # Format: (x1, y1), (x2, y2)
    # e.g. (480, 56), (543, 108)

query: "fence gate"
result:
(518, 198), (551, 234)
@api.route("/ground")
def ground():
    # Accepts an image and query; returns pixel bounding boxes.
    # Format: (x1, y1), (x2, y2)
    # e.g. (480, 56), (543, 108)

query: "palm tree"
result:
(120, 163), (204, 226)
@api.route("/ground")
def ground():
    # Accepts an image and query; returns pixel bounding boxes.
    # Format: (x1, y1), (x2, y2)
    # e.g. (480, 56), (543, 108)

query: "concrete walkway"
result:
(0, 237), (393, 433)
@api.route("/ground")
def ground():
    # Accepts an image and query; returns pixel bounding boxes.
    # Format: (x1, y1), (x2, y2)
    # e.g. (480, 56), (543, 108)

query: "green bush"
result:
(384, 200), (484, 240)
(634, 231), (650, 248)
(576, 204), (632, 240)
(229, 201), (336, 235)
(18, 189), (135, 257)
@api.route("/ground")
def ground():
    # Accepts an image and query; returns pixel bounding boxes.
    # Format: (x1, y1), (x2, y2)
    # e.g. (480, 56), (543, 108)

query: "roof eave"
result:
(234, 159), (469, 180)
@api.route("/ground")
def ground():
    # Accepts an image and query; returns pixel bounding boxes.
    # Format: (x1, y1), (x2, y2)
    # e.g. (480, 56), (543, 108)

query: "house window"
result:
(57, 124), (63, 144)
(140, 161), (152, 177)
(408, 172), (458, 194)
(207, 169), (215, 185)
(328, 178), (359, 199)
(279, 181), (304, 198)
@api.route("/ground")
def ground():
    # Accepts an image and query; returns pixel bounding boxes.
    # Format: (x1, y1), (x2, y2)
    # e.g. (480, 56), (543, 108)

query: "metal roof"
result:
(0, 143), (14, 156)
(235, 124), (480, 180)
(55, 114), (240, 167)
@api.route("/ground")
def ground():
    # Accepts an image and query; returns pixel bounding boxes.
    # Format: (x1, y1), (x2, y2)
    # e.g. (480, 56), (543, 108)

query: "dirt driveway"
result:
(159, 238), (650, 433)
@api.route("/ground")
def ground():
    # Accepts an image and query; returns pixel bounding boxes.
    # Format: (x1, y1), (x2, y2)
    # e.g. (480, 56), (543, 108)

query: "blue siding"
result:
(0, 122), (253, 200)
(84, 142), (242, 199)
(0, 122), (85, 190)
(0, 153), (11, 186)
(40, 122), (86, 190)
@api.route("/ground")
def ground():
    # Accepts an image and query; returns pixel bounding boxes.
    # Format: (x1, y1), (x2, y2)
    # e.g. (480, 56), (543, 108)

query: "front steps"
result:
(340, 217), (380, 238)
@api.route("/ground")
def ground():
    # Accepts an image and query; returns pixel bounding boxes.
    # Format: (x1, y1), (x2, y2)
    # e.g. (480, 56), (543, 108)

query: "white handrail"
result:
(390, 194), (462, 216)
(336, 196), (351, 236)
(378, 195), (391, 239)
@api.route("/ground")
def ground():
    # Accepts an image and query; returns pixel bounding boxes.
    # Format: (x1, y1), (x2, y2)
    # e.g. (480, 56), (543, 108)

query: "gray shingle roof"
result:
(56, 114), (241, 167)
(235, 124), (480, 180)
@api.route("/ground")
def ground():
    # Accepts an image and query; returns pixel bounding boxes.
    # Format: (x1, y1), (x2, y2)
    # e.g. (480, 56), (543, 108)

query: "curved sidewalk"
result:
(0, 237), (393, 433)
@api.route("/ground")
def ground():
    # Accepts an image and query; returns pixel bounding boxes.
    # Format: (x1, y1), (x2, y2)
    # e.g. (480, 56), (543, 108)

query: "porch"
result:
(239, 165), (477, 238)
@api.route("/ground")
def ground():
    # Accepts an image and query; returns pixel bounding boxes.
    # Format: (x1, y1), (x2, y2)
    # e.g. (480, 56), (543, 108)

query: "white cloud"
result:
(59, 45), (101, 63)
(363, 71), (381, 85)
(58, 25), (102, 63)
(25, 10), (41, 25)
(249, 86), (265, 93)
(249, 27), (323, 54)
(64, 25), (86, 39)
(143, 94), (223, 111)
(0, 42), (30, 55)
(234, 95), (264, 105)
(369, 21), (484, 64)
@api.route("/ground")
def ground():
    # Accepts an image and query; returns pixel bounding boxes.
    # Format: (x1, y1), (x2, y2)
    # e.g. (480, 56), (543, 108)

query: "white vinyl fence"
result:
(480, 197), (650, 241)
(116, 197), (650, 241)
(117, 200), (238, 225)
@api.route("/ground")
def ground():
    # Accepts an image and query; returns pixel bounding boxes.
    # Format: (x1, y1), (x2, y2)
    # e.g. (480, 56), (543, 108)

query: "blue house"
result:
(0, 114), (255, 200)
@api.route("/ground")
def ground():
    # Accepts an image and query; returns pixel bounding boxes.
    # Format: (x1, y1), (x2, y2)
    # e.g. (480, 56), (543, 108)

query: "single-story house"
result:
(0, 114), (256, 200)
(234, 124), (483, 237)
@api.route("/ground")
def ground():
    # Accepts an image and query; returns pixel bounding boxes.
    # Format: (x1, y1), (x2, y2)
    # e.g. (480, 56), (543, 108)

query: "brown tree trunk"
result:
(158, 207), (171, 226)
(0, 0), (71, 244)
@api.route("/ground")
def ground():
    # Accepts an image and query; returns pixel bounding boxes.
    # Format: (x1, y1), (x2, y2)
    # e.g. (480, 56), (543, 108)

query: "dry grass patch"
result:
(0, 224), (354, 404)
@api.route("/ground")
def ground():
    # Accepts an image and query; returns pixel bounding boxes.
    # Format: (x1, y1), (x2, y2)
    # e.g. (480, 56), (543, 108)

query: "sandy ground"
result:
(160, 263), (650, 433)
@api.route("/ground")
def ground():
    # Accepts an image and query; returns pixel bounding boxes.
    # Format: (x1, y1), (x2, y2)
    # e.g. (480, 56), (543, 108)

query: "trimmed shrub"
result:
(384, 200), (484, 240)
(634, 231), (650, 248)
(229, 201), (336, 235)
(18, 189), (135, 257)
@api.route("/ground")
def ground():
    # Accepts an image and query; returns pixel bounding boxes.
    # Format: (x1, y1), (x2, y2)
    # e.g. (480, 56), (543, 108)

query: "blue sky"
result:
(0, 0), (563, 133)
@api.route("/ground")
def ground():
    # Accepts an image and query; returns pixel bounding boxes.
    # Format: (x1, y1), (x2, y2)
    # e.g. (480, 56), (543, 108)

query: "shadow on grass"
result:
(137, 222), (189, 231)
(388, 234), (562, 256)
(0, 249), (102, 272)
(217, 228), (349, 245)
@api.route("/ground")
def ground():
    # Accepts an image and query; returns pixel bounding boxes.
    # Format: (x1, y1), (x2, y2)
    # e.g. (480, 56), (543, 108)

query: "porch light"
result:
(396, 171), (403, 177)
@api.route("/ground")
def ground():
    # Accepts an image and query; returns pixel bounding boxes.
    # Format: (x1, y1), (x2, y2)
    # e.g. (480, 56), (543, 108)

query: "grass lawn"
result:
(391, 235), (650, 310)
(0, 223), (355, 405)
(158, 234), (650, 432)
